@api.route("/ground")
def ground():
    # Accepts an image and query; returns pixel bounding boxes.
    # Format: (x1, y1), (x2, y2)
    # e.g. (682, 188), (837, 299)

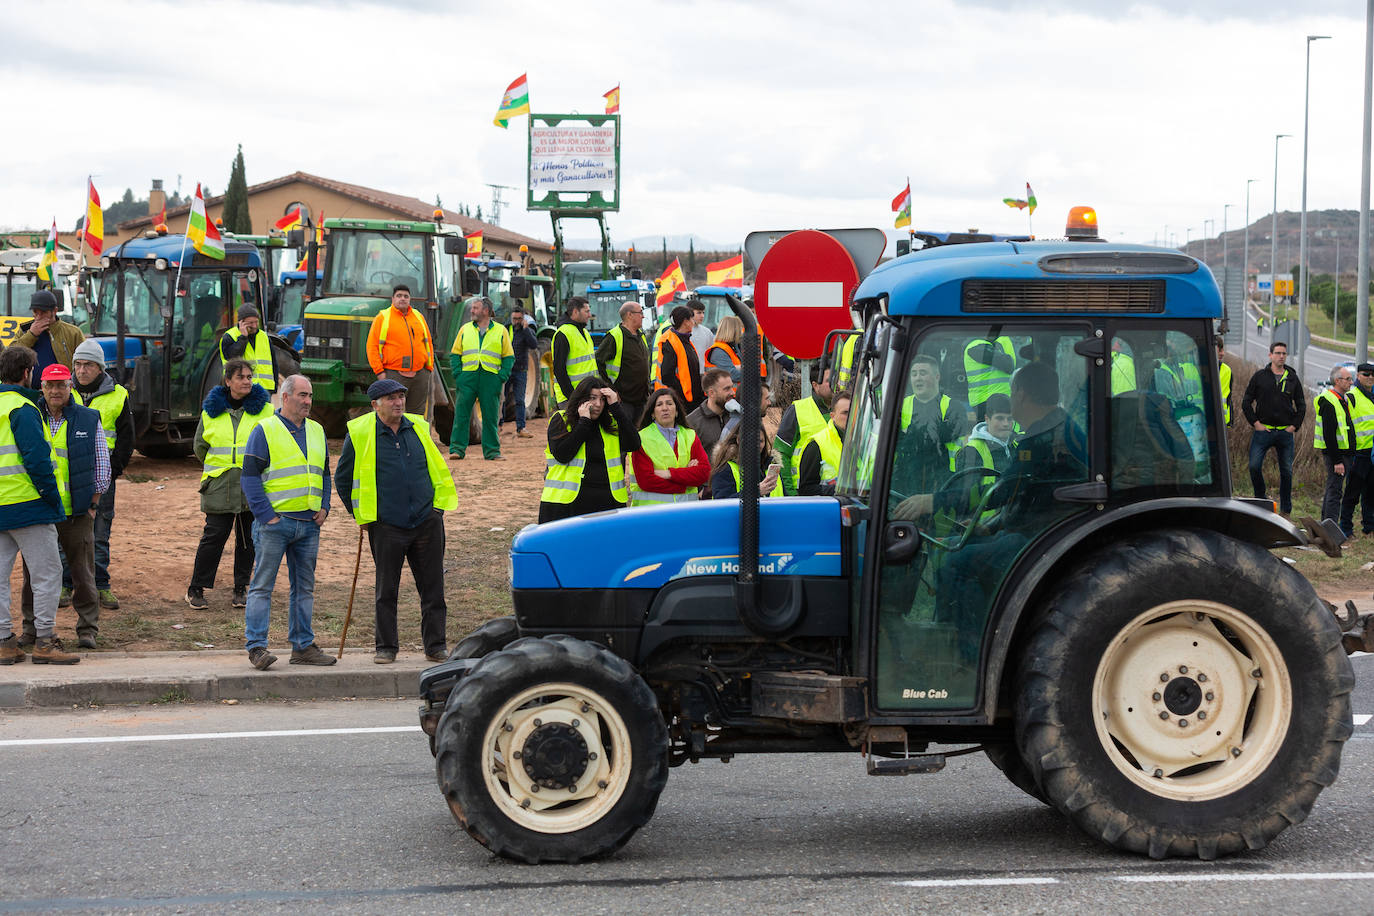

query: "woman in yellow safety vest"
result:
(704, 315), (767, 379)
(629, 388), (709, 506)
(710, 423), (783, 499)
(539, 377), (641, 524)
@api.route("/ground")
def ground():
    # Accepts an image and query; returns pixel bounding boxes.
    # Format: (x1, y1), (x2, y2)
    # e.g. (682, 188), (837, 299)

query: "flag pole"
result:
(172, 197), (192, 302)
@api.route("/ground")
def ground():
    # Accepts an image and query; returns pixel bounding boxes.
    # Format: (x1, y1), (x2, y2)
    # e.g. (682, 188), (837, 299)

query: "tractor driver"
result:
(891, 361), (1087, 663)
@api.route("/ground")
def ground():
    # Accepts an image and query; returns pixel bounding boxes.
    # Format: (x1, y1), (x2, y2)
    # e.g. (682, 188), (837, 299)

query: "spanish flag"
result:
(705, 254), (743, 288)
(656, 258), (686, 307)
(152, 203), (166, 230)
(465, 231), (483, 256)
(275, 207), (303, 232)
(85, 178), (103, 257)
(891, 182), (911, 229)
(603, 84), (620, 114)
(494, 74), (530, 128)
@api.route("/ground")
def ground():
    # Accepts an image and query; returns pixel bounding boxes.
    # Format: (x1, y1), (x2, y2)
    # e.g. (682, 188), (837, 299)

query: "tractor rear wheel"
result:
(434, 635), (668, 863)
(983, 743), (1048, 805)
(1015, 529), (1352, 859)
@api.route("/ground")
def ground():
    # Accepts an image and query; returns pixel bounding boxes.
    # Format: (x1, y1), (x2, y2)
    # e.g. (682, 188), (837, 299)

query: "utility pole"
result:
(1271, 133), (1291, 342)
(1298, 34), (1331, 380)
(1222, 205), (1234, 334)
(1358, 0), (1373, 361)
(485, 183), (519, 226)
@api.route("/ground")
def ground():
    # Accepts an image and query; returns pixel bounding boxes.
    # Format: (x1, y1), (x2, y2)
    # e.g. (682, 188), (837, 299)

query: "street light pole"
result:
(1203, 218), (1214, 263)
(1298, 34), (1331, 381)
(1243, 177), (1257, 364)
(1222, 205), (1234, 334)
(1334, 233), (1341, 336)
(1271, 132), (1291, 342)
(1359, 0), (1373, 362)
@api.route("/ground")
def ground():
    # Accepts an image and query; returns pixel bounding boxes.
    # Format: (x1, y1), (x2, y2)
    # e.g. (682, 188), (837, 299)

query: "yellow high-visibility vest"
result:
(344, 412), (456, 524)
(76, 384), (129, 450)
(554, 323), (595, 402)
(629, 425), (698, 506)
(541, 411), (626, 505)
(258, 414), (327, 513)
(200, 402), (273, 482)
(0, 391), (40, 507)
(223, 328), (275, 391)
(453, 321), (511, 373)
(1313, 389), (1352, 451)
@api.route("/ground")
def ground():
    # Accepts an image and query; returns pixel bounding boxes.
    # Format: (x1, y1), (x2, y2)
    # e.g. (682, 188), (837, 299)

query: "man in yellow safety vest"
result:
(219, 305), (279, 393)
(1339, 362), (1374, 538)
(335, 377), (458, 664)
(238, 374), (335, 670)
(448, 296), (513, 461)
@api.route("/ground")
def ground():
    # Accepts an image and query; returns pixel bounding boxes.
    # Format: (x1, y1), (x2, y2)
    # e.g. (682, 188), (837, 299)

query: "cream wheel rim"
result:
(1091, 600), (1291, 801)
(480, 683), (632, 833)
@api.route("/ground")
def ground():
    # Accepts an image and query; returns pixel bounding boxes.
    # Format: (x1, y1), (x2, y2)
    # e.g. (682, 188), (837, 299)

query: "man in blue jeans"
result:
(1240, 341), (1305, 514)
(239, 374), (335, 670)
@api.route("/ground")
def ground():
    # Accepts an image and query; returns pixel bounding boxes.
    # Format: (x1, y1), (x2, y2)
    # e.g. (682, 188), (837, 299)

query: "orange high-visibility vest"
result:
(656, 330), (697, 404)
(704, 341), (766, 378)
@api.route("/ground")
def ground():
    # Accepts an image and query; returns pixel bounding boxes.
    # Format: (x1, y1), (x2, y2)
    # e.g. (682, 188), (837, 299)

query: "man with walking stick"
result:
(335, 378), (457, 664)
(239, 374), (335, 670)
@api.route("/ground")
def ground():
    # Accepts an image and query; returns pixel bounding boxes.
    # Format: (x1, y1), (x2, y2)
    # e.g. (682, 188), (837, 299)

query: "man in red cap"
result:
(17, 363), (109, 652)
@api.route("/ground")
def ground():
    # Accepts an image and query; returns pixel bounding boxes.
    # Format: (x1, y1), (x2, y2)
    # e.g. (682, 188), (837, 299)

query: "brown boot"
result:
(0, 634), (23, 665)
(32, 636), (80, 665)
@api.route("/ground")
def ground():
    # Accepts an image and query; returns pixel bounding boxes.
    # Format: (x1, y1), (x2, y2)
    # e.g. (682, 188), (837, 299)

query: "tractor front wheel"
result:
(434, 635), (668, 863)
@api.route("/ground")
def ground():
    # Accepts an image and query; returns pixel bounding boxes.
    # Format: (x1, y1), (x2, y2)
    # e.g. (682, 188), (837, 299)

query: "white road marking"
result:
(1117, 873), (1374, 883)
(892, 877), (1058, 888)
(1354, 714), (1371, 726)
(0, 725), (422, 748)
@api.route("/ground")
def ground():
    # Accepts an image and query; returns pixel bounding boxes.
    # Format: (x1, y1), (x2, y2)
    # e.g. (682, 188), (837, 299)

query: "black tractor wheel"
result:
(137, 441), (193, 460)
(449, 616), (519, 661)
(311, 404), (351, 439)
(1015, 528), (1353, 860)
(983, 743), (1048, 805)
(434, 635), (669, 863)
(433, 403), (454, 448)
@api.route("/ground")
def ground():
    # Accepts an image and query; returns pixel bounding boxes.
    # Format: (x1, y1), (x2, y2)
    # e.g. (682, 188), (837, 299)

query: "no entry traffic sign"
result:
(753, 230), (862, 360)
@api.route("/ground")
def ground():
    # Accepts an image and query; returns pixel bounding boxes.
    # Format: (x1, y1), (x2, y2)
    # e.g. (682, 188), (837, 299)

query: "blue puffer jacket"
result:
(40, 394), (103, 518)
(0, 383), (62, 530)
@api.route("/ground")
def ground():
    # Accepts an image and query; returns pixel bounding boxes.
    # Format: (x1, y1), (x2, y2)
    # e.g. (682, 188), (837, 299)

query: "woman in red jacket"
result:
(629, 388), (709, 506)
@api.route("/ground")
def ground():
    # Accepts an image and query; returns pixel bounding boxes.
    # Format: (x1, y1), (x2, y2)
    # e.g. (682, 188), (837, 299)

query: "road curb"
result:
(0, 654), (428, 708)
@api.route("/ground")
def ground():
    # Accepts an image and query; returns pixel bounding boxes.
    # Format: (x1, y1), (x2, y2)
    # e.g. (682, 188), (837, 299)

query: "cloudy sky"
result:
(1, 0), (1369, 253)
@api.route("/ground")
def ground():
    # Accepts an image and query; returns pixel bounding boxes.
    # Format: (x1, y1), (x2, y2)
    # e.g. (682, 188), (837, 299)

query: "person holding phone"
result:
(710, 423), (782, 499)
(538, 377), (641, 523)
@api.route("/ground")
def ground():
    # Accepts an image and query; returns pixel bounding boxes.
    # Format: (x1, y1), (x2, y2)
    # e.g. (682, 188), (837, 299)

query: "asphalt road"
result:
(1238, 305), (1355, 388)
(2, 656), (1373, 914)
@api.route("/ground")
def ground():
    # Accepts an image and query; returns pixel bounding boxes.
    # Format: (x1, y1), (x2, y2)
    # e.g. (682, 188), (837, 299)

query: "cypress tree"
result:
(223, 145), (251, 234)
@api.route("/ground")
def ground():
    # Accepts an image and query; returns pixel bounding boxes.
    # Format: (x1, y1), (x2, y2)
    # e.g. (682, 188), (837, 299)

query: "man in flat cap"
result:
(335, 377), (457, 664)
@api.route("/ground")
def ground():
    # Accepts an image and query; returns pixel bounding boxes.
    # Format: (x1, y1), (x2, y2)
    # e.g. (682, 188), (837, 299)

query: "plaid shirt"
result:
(47, 412), (111, 499)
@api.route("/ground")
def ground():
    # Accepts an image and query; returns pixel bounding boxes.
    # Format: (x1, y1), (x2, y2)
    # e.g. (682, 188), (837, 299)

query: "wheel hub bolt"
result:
(598, 779), (608, 789)
(504, 723), (513, 732)
(533, 718), (542, 727)
(1153, 768), (1163, 778)
(1178, 719), (1188, 728)
(1197, 673), (1207, 683)
(1159, 711), (1170, 720)
(1205, 691), (1214, 702)
(521, 798), (531, 808)
(1197, 711), (1207, 720)
(1178, 665), (1188, 674)
(512, 751), (522, 760)
(581, 703), (591, 713)
(1160, 673), (1170, 682)
(1231, 747), (1242, 757)
(571, 719), (580, 728)
(530, 784), (539, 792)
(1152, 692), (1162, 702)
(1251, 668), (1261, 679)
(589, 752), (598, 760)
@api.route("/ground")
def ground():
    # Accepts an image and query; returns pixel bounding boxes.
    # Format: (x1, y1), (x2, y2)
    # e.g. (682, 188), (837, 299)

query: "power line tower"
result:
(486, 184), (518, 226)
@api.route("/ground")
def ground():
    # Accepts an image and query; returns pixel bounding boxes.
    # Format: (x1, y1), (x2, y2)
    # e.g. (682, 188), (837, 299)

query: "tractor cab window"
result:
(484, 267), (514, 322)
(325, 231), (429, 299)
(95, 268), (169, 336)
(1107, 324), (1217, 492)
(4, 274), (38, 317)
(871, 322), (1093, 711)
(586, 289), (628, 333)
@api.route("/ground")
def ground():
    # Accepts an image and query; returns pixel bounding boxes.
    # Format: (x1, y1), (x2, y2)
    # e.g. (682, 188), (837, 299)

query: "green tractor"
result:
(299, 217), (552, 442)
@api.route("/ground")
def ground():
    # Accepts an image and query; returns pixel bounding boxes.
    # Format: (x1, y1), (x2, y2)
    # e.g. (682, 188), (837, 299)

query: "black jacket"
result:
(75, 371), (135, 478)
(595, 324), (651, 407)
(1241, 366), (1305, 429)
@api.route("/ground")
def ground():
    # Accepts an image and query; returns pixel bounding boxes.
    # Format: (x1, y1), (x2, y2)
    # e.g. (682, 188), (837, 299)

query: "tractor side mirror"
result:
(510, 277), (531, 299)
(443, 237), (466, 255)
(286, 229), (305, 248)
(883, 521), (920, 565)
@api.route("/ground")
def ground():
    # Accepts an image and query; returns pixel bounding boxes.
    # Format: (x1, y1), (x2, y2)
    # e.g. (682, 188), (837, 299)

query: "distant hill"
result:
(1184, 209), (1371, 280)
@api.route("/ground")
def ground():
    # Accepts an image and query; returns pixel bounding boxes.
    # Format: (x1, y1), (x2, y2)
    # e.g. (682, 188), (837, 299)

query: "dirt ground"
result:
(35, 418), (548, 653)
(27, 406), (1373, 654)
